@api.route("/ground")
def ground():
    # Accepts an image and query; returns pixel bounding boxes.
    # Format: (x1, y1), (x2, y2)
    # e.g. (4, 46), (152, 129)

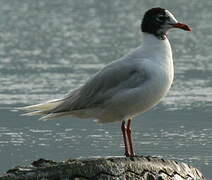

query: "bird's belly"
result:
(95, 88), (169, 123)
(98, 73), (172, 122)
(131, 70), (173, 114)
(130, 80), (170, 115)
(128, 60), (174, 113)
(91, 64), (174, 123)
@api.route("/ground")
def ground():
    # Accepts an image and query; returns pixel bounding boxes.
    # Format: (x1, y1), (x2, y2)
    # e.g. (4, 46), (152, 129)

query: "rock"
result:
(0, 156), (206, 180)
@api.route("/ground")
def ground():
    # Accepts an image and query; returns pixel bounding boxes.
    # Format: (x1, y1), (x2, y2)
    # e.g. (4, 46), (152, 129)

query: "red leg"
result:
(126, 119), (135, 157)
(121, 121), (130, 157)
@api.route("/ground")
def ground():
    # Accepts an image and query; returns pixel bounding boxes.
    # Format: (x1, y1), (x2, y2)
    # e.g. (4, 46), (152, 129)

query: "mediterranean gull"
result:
(18, 7), (191, 157)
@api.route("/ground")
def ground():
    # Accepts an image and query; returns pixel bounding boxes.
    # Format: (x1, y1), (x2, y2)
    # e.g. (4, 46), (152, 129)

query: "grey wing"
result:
(51, 61), (148, 113)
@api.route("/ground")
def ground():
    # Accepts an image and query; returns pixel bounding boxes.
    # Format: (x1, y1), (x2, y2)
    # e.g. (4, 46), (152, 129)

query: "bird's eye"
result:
(156, 16), (167, 22)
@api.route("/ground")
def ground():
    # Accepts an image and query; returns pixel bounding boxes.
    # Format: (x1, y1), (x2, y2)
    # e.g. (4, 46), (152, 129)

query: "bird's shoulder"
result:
(60, 47), (150, 110)
(81, 51), (150, 95)
(92, 46), (147, 79)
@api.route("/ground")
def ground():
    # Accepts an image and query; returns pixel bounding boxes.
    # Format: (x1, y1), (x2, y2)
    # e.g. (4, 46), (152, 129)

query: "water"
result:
(0, 0), (211, 178)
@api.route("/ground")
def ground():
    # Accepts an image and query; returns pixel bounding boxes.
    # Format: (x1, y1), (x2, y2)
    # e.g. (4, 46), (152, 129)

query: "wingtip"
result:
(39, 114), (52, 121)
(15, 106), (35, 111)
(14, 107), (24, 111)
(21, 111), (43, 117)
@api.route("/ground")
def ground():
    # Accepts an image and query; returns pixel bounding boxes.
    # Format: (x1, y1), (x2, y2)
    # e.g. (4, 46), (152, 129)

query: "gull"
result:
(18, 7), (191, 157)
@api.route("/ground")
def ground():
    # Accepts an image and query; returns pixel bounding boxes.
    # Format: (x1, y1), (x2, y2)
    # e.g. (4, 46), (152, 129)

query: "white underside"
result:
(78, 34), (174, 123)
(19, 33), (174, 123)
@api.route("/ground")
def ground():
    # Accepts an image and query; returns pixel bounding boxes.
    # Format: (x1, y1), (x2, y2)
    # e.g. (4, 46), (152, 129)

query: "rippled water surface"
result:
(0, 0), (211, 178)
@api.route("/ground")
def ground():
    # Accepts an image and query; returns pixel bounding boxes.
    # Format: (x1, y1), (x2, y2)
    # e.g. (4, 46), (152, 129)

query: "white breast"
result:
(85, 34), (174, 123)
(117, 34), (174, 120)
(129, 34), (174, 116)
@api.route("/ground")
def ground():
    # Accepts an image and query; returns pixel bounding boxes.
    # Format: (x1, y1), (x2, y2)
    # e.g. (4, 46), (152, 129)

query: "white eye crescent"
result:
(156, 15), (167, 22)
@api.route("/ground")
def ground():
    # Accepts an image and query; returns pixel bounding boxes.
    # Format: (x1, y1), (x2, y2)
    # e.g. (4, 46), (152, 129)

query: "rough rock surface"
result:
(0, 156), (206, 180)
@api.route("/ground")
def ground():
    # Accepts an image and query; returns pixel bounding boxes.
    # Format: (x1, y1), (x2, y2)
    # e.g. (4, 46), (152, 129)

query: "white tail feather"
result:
(21, 111), (44, 116)
(17, 99), (63, 112)
(17, 98), (65, 120)
(39, 112), (71, 121)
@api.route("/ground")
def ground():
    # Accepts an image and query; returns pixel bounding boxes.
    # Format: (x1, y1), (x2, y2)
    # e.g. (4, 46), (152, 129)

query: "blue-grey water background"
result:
(0, 0), (211, 178)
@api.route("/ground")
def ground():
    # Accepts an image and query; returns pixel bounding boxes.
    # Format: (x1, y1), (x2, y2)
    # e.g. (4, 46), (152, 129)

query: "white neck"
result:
(140, 33), (173, 64)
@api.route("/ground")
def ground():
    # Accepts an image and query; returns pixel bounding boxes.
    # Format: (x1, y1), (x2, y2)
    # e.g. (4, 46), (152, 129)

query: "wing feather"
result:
(51, 59), (148, 113)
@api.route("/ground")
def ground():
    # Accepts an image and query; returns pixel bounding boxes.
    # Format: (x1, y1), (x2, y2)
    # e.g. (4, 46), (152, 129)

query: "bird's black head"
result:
(141, 7), (191, 40)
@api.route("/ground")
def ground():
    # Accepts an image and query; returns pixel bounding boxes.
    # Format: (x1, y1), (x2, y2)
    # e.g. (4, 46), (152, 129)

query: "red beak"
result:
(172, 22), (192, 32)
